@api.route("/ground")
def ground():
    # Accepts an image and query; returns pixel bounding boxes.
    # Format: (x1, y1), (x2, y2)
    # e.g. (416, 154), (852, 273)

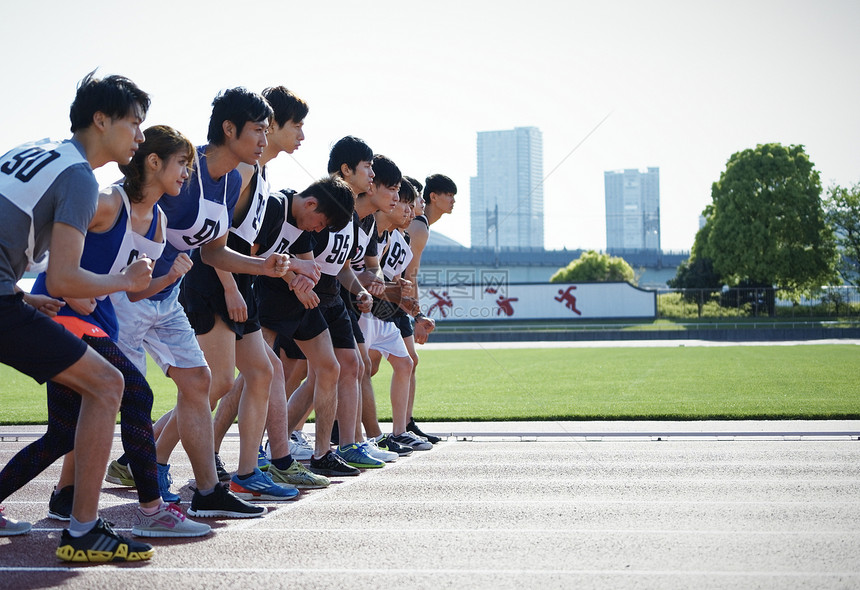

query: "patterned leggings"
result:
(0, 334), (160, 504)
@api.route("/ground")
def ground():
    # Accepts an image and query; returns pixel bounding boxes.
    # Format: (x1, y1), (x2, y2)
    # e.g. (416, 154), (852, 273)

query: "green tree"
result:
(667, 230), (721, 317)
(702, 143), (838, 300)
(550, 250), (636, 284)
(823, 181), (860, 286)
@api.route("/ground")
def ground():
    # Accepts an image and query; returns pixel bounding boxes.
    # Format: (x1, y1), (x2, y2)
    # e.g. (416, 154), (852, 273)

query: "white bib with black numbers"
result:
(350, 216), (375, 272)
(257, 194), (305, 259)
(230, 164), (268, 246)
(380, 229), (413, 280)
(97, 186), (167, 301)
(164, 150), (230, 252)
(0, 139), (87, 269)
(315, 221), (354, 276)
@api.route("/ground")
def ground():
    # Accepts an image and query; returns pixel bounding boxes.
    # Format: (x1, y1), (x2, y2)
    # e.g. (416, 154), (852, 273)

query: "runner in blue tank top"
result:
(108, 88), (289, 519)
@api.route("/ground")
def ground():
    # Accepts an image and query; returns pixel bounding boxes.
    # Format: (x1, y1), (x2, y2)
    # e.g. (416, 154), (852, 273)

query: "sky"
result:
(1, 0), (858, 254)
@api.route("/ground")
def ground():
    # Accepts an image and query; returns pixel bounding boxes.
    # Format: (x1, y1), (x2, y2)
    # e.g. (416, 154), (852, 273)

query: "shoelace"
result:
(164, 503), (186, 521)
(292, 431), (312, 446)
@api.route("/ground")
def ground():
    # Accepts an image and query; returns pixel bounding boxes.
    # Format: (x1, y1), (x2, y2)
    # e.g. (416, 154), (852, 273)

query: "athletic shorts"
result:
(345, 304), (365, 344)
(394, 313), (414, 338)
(179, 279), (260, 339)
(278, 334), (306, 361)
(257, 281), (328, 345)
(0, 292), (88, 384)
(264, 305), (328, 348)
(280, 298), (355, 360)
(358, 312), (408, 358)
(320, 299), (357, 350)
(111, 287), (208, 376)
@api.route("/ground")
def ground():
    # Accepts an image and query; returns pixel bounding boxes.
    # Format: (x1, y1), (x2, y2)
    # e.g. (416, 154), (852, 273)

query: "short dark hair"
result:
(69, 70), (150, 133)
(327, 136), (373, 175)
(262, 86), (308, 127)
(398, 179), (417, 205)
(424, 173), (457, 203)
(371, 154), (402, 189)
(403, 175), (423, 198)
(297, 177), (355, 231)
(208, 87), (273, 145)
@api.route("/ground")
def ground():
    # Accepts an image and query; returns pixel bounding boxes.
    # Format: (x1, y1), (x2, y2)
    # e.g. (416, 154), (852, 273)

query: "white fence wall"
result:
(418, 282), (656, 321)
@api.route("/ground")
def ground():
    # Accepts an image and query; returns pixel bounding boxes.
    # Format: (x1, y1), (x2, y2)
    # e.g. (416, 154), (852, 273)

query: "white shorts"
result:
(111, 286), (208, 375)
(358, 313), (408, 359)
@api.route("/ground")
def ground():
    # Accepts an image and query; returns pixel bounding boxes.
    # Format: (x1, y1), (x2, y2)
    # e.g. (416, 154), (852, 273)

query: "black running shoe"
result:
(408, 418), (441, 444)
(309, 450), (360, 477)
(56, 519), (154, 562)
(214, 453), (231, 482)
(48, 485), (74, 521)
(188, 483), (266, 518)
(375, 434), (413, 457)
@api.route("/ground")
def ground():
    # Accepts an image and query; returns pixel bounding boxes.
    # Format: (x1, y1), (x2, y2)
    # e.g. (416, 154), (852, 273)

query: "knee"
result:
(392, 355), (414, 374)
(96, 364), (125, 409)
(315, 358), (340, 385)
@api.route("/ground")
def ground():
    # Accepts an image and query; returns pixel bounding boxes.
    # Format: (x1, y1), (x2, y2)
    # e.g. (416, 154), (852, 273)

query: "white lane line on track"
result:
(226, 439), (452, 532)
(3, 566), (859, 577)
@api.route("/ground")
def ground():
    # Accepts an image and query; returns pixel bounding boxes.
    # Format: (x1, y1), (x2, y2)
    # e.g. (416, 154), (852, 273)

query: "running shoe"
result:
(214, 453), (231, 482)
(374, 433), (413, 457)
(309, 451), (360, 477)
(230, 468), (299, 501)
(407, 418), (442, 444)
(157, 463), (181, 503)
(131, 503), (211, 538)
(257, 445), (271, 471)
(289, 430), (314, 461)
(48, 485), (74, 521)
(392, 431), (433, 451)
(56, 519), (153, 562)
(361, 439), (398, 463)
(188, 483), (266, 518)
(336, 443), (385, 469)
(0, 506), (30, 536)
(104, 460), (135, 487)
(268, 460), (330, 489)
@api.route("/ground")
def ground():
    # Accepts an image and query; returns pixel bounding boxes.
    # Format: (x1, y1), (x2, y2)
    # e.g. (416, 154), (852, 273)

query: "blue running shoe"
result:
(229, 468), (299, 501)
(336, 443), (385, 469)
(257, 445), (270, 471)
(157, 463), (181, 503)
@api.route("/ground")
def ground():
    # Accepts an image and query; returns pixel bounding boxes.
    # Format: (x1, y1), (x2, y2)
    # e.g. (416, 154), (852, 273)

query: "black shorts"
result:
(0, 293), (88, 384)
(265, 305), (328, 347)
(394, 313), (414, 338)
(344, 305), (364, 344)
(320, 299), (357, 350)
(179, 280), (260, 339)
(278, 334), (306, 360)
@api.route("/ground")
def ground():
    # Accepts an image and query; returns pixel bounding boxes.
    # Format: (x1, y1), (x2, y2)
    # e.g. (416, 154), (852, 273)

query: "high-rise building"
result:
(604, 167), (660, 252)
(470, 126), (543, 249)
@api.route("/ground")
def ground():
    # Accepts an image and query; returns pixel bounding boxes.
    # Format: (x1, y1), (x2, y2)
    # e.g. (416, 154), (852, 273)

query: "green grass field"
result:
(1, 344), (858, 424)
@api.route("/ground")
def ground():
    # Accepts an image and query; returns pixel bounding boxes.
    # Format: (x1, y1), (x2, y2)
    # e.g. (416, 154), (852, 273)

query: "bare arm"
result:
(403, 220), (429, 296)
(44, 222), (152, 299)
(337, 261), (372, 313)
(200, 232), (289, 277)
(216, 267), (247, 323)
(127, 253), (193, 302)
(355, 254), (385, 296)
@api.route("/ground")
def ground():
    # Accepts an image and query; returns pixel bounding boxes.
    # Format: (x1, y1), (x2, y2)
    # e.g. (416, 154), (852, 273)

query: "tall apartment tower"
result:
(470, 126), (544, 249)
(604, 167), (661, 252)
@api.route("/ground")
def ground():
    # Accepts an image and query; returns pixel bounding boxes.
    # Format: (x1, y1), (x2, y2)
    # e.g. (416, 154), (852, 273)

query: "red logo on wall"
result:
(427, 289), (454, 318)
(554, 286), (582, 315)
